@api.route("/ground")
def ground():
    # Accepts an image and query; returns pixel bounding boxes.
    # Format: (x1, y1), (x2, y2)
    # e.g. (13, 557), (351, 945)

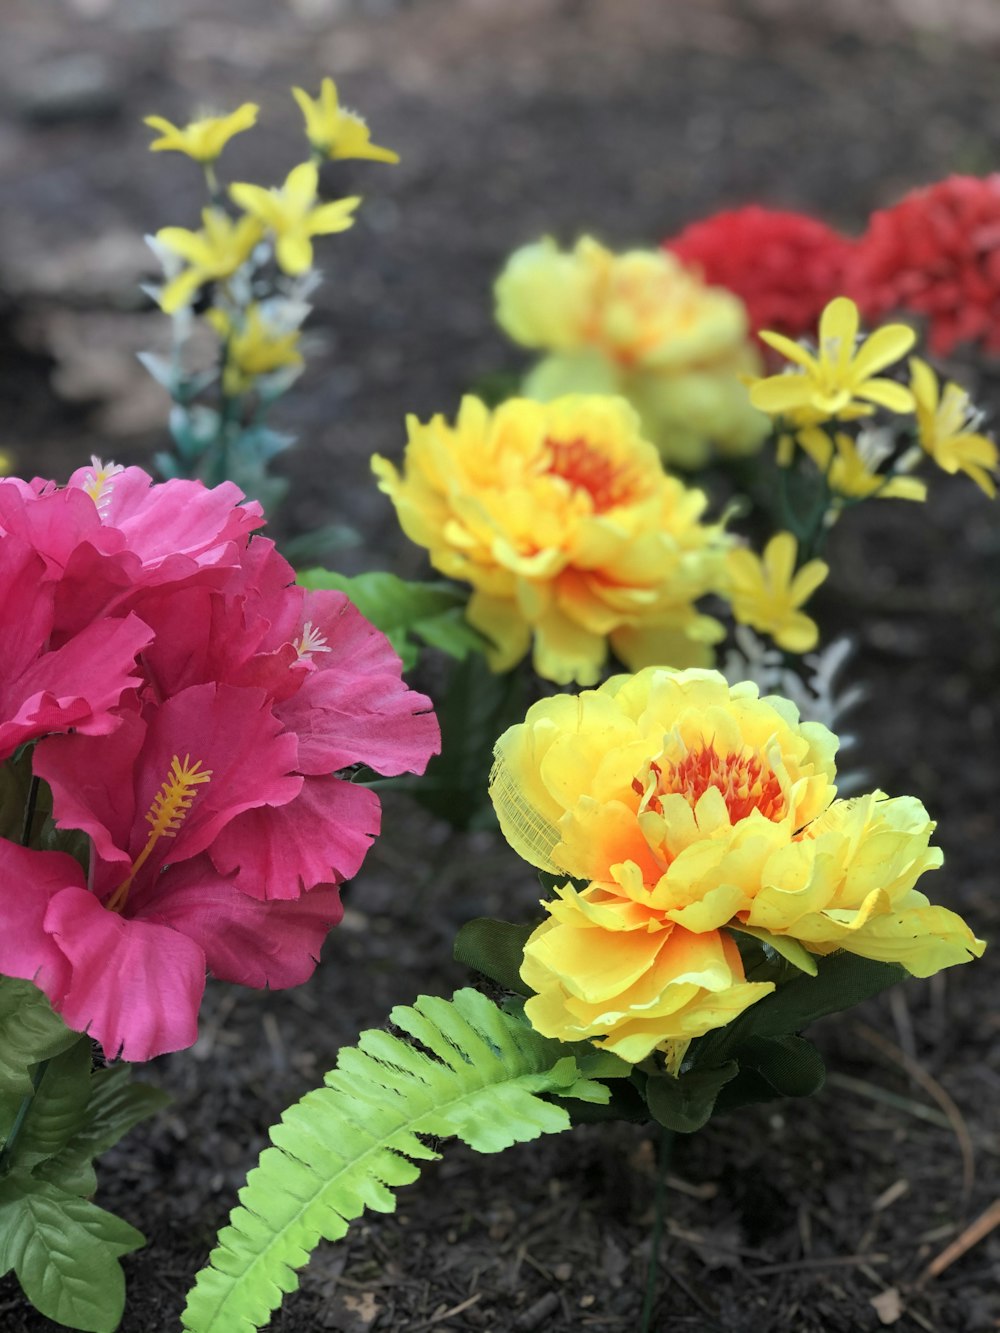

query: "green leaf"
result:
(645, 1063), (739, 1133)
(280, 524), (361, 567)
(10, 1040), (91, 1173)
(0, 979), (79, 1099)
(296, 569), (486, 669)
(694, 952), (906, 1069)
(0, 1175), (143, 1333)
(33, 1066), (170, 1199)
(713, 1035), (826, 1115)
(402, 652), (525, 829)
(731, 925), (818, 977)
(453, 918), (534, 996)
(181, 988), (625, 1333)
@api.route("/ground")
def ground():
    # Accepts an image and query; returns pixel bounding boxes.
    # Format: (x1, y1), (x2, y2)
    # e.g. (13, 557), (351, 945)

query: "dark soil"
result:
(1, 1), (998, 1330)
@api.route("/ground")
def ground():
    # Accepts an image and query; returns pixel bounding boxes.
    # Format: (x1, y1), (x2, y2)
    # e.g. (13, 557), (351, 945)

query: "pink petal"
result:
(207, 774), (381, 899)
(138, 855), (343, 988)
(277, 591), (439, 776)
(0, 841), (77, 1003)
(43, 886), (206, 1061)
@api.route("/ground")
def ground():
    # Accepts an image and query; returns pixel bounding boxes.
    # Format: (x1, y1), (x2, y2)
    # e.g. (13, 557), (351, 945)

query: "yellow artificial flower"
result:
(230, 162), (360, 275)
(144, 103), (258, 163)
(206, 305), (303, 395)
(291, 78), (399, 164)
(725, 532), (828, 653)
(489, 667), (983, 1056)
(373, 395), (731, 686)
(796, 426), (927, 503)
(155, 209), (264, 314)
(750, 297), (916, 421)
(0, 450), (12, 475)
(495, 236), (768, 468)
(909, 357), (999, 499)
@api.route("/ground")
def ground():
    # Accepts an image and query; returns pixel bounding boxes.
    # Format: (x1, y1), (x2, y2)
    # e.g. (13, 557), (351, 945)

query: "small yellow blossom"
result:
(489, 667), (984, 1057)
(373, 395), (731, 686)
(155, 209), (263, 314)
(144, 104), (258, 164)
(796, 426), (927, 503)
(495, 236), (767, 468)
(0, 450), (13, 476)
(230, 162), (360, 275)
(750, 297), (916, 421)
(725, 531), (828, 653)
(909, 357), (999, 499)
(206, 305), (303, 395)
(291, 78), (399, 164)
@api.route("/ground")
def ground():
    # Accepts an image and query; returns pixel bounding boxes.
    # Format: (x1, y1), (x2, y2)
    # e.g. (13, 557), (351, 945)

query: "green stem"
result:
(0, 1059), (48, 1175)
(20, 773), (40, 847)
(640, 1125), (674, 1333)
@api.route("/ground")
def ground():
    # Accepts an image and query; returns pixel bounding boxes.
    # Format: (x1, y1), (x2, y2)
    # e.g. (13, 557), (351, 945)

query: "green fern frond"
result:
(181, 989), (624, 1333)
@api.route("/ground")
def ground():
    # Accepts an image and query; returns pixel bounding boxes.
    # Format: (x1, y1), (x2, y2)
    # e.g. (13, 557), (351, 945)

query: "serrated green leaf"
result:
(0, 1175), (144, 1332)
(645, 1063), (739, 1133)
(0, 979), (79, 1099)
(403, 652), (525, 828)
(11, 1040), (91, 1173)
(694, 952), (906, 1069)
(713, 1035), (826, 1115)
(453, 918), (534, 996)
(181, 989), (623, 1333)
(33, 1066), (170, 1199)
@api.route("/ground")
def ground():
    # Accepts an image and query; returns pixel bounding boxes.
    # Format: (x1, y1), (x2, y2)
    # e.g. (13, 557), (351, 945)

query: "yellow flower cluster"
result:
(491, 668), (983, 1062)
(495, 237), (768, 469)
(373, 396), (731, 686)
(749, 297), (998, 500)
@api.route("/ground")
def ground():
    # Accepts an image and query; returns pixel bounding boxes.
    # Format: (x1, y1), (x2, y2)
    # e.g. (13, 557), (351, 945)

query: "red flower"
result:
(848, 174), (1000, 357)
(664, 206), (855, 344)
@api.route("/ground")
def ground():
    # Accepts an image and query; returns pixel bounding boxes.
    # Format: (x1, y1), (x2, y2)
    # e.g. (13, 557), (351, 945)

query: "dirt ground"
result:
(1, 1), (999, 1329)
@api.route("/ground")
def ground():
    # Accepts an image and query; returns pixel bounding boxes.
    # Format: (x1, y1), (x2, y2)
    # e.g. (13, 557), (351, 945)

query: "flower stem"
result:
(0, 1059), (48, 1176)
(20, 773), (40, 847)
(640, 1125), (675, 1333)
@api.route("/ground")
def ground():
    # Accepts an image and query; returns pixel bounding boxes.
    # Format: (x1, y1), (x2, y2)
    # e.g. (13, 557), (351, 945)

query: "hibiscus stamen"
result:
(81, 456), (125, 514)
(106, 754), (213, 912)
(294, 620), (331, 660)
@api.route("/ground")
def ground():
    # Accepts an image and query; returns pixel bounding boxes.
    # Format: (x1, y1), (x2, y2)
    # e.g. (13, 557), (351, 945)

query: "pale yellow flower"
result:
(750, 297), (916, 421)
(796, 426), (926, 503)
(230, 162), (360, 275)
(373, 395), (730, 686)
(489, 667), (984, 1056)
(206, 305), (303, 395)
(495, 237), (767, 468)
(155, 209), (263, 314)
(910, 357), (998, 498)
(725, 532), (828, 653)
(291, 78), (399, 164)
(144, 104), (258, 163)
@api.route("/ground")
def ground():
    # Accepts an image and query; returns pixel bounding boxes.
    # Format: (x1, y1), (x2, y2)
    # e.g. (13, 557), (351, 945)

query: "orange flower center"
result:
(633, 742), (786, 824)
(544, 436), (633, 512)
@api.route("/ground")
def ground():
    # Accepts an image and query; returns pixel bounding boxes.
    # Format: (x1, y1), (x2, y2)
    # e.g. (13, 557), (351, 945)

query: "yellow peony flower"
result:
(206, 304), (303, 395)
(291, 78), (399, 164)
(144, 103), (258, 163)
(372, 395), (731, 686)
(495, 237), (768, 469)
(750, 297), (916, 421)
(796, 426), (927, 504)
(909, 357), (999, 498)
(521, 909), (772, 1062)
(490, 667), (983, 1054)
(230, 162), (360, 275)
(725, 532), (828, 653)
(155, 209), (264, 314)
